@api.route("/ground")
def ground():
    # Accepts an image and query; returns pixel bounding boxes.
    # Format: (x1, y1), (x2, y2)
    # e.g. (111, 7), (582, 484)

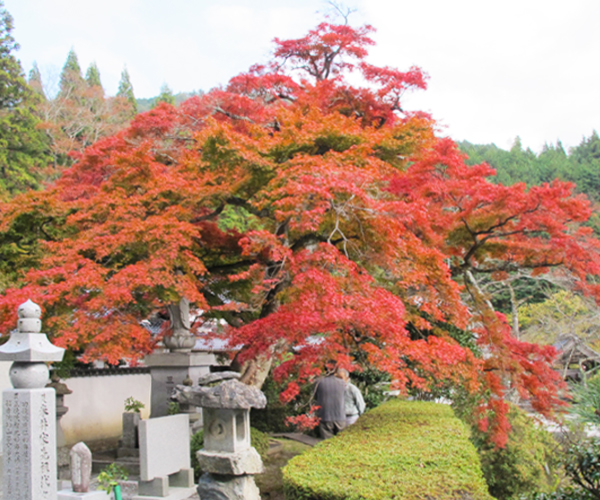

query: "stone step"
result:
(92, 450), (141, 476)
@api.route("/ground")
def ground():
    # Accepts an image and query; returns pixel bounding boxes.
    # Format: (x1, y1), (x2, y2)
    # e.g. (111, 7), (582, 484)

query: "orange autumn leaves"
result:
(1, 22), (599, 446)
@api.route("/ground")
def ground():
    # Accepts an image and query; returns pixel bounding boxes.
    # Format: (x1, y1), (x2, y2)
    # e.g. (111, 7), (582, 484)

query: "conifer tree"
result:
(117, 67), (137, 115)
(154, 83), (175, 106)
(85, 62), (102, 89)
(59, 49), (84, 96)
(27, 61), (44, 98)
(0, 1), (49, 197)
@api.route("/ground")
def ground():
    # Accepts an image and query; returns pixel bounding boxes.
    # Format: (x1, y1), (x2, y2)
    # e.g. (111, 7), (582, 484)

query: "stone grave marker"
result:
(133, 414), (195, 500)
(58, 442), (109, 499)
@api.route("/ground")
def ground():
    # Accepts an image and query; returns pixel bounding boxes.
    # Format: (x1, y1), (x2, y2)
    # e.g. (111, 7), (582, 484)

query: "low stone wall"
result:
(0, 363), (152, 452)
(60, 368), (152, 448)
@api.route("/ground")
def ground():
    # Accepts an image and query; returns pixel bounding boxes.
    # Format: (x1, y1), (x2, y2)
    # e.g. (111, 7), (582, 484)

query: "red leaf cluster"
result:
(0, 21), (596, 445)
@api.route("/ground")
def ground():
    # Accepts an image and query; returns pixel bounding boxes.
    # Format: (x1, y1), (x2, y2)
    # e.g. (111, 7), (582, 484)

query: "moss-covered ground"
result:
(255, 438), (312, 499)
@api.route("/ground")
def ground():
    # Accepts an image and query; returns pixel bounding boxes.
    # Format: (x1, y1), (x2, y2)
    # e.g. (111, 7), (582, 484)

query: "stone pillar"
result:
(47, 372), (73, 479)
(173, 377), (267, 500)
(144, 351), (216, 418)
(0, 299), (65, 500)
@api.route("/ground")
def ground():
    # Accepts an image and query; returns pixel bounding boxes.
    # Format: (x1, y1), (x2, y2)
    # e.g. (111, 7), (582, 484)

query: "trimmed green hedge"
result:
(282, 399), (493, 500)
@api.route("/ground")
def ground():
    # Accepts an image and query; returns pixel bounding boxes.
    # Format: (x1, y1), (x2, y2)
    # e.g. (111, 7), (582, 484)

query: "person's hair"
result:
(337, 368), (349, 380)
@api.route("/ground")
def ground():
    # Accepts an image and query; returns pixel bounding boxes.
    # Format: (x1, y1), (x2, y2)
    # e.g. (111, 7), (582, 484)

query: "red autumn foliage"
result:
(1, 22), (598, 446)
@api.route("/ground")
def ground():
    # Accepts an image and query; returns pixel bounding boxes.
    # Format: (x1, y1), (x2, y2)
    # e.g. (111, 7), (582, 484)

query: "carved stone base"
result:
(197, 447), (264, 475)
(197, 473), (261, 500)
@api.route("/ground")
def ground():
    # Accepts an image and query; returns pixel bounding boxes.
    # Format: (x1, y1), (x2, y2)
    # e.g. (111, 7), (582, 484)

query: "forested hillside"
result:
(459, 133), (600, 201)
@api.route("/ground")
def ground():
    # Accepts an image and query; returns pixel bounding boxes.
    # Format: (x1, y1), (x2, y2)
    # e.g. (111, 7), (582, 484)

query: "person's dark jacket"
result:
(314, 375), (346, 422)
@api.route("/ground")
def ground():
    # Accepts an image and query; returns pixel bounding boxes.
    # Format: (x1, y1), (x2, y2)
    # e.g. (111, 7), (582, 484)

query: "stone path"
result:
(270, 432), (322, 447)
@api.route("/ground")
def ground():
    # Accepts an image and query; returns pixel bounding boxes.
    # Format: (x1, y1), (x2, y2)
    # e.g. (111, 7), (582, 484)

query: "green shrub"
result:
(468, 405), (559, 500)
(190, 427), (270, 481)
(251, 375), (315, 433)
(190, 429), (205, 481)
(283, 399), (492, 500)
(570, 373), (600, 426)
(348, 367), (391, 410)
(530, 438), (600, 500)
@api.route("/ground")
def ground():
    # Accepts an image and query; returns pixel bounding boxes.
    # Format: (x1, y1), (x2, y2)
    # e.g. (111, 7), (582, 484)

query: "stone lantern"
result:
(0, 299), (65, 499)
(173, 376), (267, 500)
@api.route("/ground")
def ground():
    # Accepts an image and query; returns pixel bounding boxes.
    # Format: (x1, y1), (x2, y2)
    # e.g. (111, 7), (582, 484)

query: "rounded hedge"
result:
(283, 399), (492, 500)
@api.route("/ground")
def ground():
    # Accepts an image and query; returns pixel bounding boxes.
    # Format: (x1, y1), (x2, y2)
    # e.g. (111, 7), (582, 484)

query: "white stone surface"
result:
(3, 388), (57, 500)
(138, 414), (190, 481)
(132, 486), (195, 500)
(203, 408), (250, 453)
(70, 442), (93, 492)
(196, 447), (264, 475)
(197, 473), (260, 500)
(57, 490), (109, 499)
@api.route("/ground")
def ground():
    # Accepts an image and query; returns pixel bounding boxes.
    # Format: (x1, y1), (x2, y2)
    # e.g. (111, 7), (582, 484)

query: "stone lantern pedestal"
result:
(173, 376), (267, 500)
(0, 299), (65, 500)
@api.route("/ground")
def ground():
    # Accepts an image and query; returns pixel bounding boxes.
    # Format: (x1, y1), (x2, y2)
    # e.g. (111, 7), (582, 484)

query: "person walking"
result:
(337, 368), (366, 426)
(314, 362), (347, 439)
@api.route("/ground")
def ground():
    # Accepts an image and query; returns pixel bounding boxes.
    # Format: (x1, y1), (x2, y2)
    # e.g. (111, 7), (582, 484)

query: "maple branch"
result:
(212, 105), (283, 133)
(225, 197), (270, 218)
(190, 204), (226, 223)
(213, 105), (255, 124)
(290, 234), (356, 252)
(467, 260), (564, 274)
(325, 1), (356, 25)
(205, 259), (256, 274)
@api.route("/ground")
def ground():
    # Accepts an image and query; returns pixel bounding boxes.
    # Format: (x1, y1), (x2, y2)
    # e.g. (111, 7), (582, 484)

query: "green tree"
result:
(27, 61), (44, 98)
(117, 67), (136, 115)
(85, 62), (102, 89)
(518, 290), (600, 348)
(154, 83), (175, 106)
(59, 49), (83, 97)
(536, 141), (569, 183)
(0, 0), (50, 198)
(567, 131), (600, 202)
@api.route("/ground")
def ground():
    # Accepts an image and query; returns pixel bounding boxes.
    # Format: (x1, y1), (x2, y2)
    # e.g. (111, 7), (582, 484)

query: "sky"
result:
(4, 0), (600, 153)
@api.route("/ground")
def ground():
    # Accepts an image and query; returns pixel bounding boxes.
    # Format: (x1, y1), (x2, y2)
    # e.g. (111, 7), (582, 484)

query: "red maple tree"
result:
(1, 22), (598, 445)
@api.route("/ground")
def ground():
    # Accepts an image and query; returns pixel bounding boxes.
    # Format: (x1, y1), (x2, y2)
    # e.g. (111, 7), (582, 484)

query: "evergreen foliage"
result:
(27, 62), (44, 97)
(0, 0), (50, 198)
(85, 62), (102, 88)
(59, 48), (83, 96)
(117, 67), (137, 115)
(154, 83), (175, 106)
(458, 132), (600, 203)
(569, 373), (600, 426)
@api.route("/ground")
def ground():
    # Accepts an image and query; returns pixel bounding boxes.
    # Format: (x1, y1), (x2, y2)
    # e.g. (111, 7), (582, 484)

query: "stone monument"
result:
(0, 299), (65, 500)
(117, 410), (141, 458)
(58, 442), (109, 499)
(144, 299), (218, 419)
(133, 413), (195, 500)
(173, 377), (267, 500)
